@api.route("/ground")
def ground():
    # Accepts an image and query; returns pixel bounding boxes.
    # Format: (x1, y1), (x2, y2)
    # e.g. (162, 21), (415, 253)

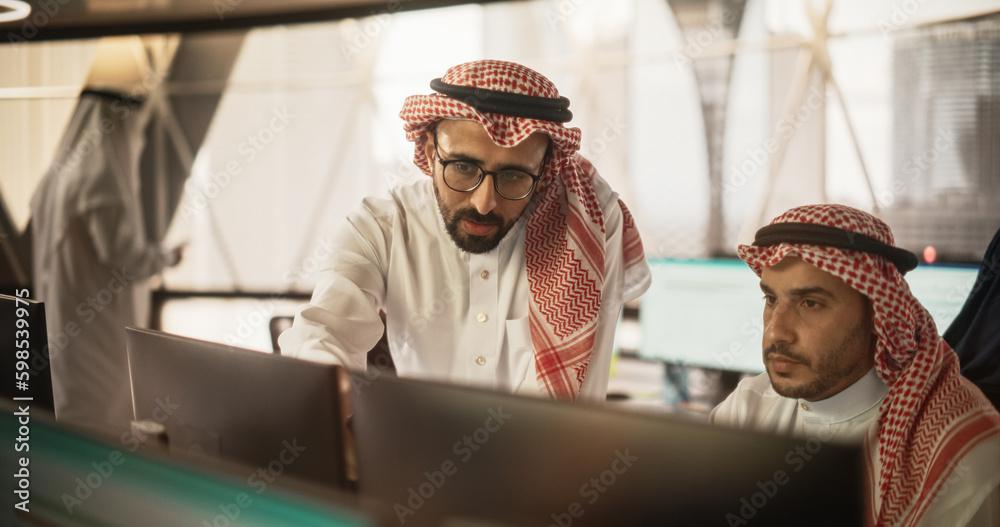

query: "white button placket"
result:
(468, 252), (498, 385)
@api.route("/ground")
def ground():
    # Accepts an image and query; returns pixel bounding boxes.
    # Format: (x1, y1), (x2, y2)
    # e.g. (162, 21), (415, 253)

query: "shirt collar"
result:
(797, 368), (888, 424)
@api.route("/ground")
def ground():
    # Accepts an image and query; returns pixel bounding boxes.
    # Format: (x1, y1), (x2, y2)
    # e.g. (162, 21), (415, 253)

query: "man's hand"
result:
(165, 244), (185, 267)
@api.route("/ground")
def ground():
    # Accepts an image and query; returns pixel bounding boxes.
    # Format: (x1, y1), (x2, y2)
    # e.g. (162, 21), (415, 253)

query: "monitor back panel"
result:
(126, 327), (347, 490)
(1, 293), (54, 412)
(353, 376), (864, 527)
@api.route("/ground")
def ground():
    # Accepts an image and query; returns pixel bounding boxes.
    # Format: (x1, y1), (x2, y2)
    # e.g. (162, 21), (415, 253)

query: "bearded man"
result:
(279, 60), (650, 401)
(711, 204), (1000, 526)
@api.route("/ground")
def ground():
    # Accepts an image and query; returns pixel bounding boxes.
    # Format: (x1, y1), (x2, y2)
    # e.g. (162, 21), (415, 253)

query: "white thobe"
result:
(278, 177), (650, 402)
(711, 369), (1000, 527)
(31, 93), (170, 433)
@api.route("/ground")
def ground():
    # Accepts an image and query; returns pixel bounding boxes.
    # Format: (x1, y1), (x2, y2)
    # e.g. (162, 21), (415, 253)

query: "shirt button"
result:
(476, 356), (486, 366)
(477, 313), (488, 323)
(800, 403), (811, 411)
(480, 270), (490, 280)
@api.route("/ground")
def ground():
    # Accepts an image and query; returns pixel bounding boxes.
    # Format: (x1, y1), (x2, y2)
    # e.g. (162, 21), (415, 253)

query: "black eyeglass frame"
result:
(432, 130), (548, 201)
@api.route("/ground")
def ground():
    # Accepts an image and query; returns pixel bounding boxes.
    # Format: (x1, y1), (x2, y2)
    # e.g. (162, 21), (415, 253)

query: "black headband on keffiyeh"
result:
(751, 222), (918, 274)
(429, 78), (573, 122)
(739, 204), (999, 527)
(399, 60), (647, 400)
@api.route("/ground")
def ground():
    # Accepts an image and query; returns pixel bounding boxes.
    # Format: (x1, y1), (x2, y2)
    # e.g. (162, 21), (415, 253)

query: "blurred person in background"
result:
(31, 38), (181, 432)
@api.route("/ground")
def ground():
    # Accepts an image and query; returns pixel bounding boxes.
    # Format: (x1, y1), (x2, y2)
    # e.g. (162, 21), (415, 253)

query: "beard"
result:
(764, 315), (873, 401)
(433, 180), (522, 254)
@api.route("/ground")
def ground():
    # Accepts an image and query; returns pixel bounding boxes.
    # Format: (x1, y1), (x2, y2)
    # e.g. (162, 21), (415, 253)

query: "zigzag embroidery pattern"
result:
(876, 349), (999, 526)
(534, 252), (601, 339)
(526, 181), (601, 338)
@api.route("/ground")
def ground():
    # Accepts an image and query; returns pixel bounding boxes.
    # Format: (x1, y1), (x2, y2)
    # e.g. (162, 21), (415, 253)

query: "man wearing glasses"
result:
(279, 60), (650, 401)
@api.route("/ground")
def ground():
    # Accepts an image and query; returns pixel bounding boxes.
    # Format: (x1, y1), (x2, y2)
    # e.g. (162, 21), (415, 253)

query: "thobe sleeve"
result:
(86, 204), (172, 279)
(277, 200), (389, 372)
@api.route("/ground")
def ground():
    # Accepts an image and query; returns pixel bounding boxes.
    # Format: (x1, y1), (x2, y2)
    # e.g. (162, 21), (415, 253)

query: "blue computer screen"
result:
(637, 258), (979, 373)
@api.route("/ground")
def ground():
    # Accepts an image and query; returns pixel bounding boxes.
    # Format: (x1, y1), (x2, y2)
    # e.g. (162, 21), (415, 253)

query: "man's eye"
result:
(452, 162), (478, 175)
(497, 170), (529, 183)
(763, 295), (776, 306)
(802, 299), (819, 308)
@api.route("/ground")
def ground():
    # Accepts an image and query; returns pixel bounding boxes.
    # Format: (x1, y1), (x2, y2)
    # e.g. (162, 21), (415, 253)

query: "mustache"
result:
(764, 344), (811, 367)
(452, 208), (502, 226)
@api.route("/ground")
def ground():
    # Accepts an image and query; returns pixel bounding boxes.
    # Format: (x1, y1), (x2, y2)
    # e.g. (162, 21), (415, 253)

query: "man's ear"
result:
(865, 299), (879, 350)
(423, 130), (436, 168)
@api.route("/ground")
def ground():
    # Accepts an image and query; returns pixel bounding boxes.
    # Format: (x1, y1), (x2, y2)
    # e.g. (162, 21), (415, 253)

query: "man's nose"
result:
(763, 303), (796, 350)
(470, 175), (499, 215)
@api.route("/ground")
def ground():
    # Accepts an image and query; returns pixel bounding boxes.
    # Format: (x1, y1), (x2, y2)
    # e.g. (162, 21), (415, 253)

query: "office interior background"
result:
(2, 0), (999, 402)
(2, 0), (1000, 525)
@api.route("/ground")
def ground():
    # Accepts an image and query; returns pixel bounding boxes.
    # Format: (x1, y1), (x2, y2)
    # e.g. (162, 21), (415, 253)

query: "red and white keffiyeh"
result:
(399, 60), (647, 400)
(738, 204), (1000, 526)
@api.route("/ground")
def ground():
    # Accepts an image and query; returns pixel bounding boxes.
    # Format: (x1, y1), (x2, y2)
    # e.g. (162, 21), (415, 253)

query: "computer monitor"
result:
(0, 292), (54, 412)
(125, 327), (350, 492)
(904, 262), (980, 333)
(638, 258), (767, 373)
(637, 258), (980, 373)
(0, 400), (380, 527)
(352, 376), (865, 527)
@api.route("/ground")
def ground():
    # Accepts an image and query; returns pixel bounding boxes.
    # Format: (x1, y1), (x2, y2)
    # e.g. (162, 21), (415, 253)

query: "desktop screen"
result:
(637, 258), (978, 373)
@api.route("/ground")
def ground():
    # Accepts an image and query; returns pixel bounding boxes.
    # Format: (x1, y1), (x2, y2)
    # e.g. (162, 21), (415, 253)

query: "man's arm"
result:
(86, 205), (178, 278)
(277, 200), (392, 371)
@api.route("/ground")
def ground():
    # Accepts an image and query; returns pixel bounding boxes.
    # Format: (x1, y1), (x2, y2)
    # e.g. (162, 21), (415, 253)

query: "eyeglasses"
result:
(433, 132), (546, 201)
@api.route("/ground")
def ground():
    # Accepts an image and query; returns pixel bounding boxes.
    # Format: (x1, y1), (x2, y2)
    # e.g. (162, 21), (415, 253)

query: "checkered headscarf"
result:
(739, 204), (999, 526)
(399, 60), (647, 400)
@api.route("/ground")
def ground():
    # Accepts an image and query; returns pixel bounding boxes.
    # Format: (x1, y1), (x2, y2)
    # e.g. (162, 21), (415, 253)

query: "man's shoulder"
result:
(356, 179), (434, 219)
(729, 372), (778, 401)
(710, 372), (787, 427)
(388, 177), (434, 201)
